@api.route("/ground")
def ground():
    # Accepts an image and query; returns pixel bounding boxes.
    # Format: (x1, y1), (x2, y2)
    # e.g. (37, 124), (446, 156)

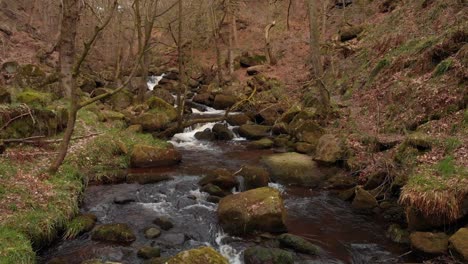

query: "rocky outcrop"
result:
(217, 187), (286, 235)
(410, 232), (448, 254)
(261, 152), (325, 186)
(167, 247), (228, 264)
(130, 144), (181, 168)
(243, 246), (293, 264)
(91, 223), (136, 244)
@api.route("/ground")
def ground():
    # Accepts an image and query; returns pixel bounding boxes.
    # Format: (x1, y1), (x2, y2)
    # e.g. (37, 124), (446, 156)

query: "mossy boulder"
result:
(352, 186), (378, 210)
(386, 224), (410, 244)
(213, 94), (238, 110)
(146, 96), (177, 120)
(217, 187), (286, 235)
(410, 232), (448, 254)
(110, 90), (133, 110)
(249, 138), (274, 149)
(278, 233), (320, 255)
(314, 134), (347, 164)
(130, 144), (181, 168)
(0, 86), (11, 103)
(91, 223), (136, 244)
(227, 113), (251, 126)
(449, 228), (468, 261)
(138, 246), (161, 259)
(199, 169), (237, 189)
(150, 88), (175, 105)
(243, 246), (294, 264)
(16, 89), (52, 107)
(101, 110), (126, 122)
(288, 118), (324, 147)
(167, 247), (228, 264)
(13, 64), (46, 87)
(239, 124), (271, 140)
(132, 112), (173, 131)
(261, 152), (325, 186)
(240, 165), (270, 190)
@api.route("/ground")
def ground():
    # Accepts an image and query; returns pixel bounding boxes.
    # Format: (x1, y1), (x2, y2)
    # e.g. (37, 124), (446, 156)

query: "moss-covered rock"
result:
(288, 118), (324, 147)
(249, 138), (274, 149)
(199, 169), (237, 190)
(146, 96), (177, 120)
(226, 113), (251, 126)
(386, 224), (410, 244)
(410, 232), (448, 254)
(314, 134), (347, 164)
(449, 228), (468, 261)
(294, 142), (315, 154)
(91, 223), (136, 244)
(150, 89), (175, 105)
(352, 186), (378, 210)
(167, 247), (228, 264)
(261, 152), (325, 186)
(0, 86), (11, 103)
(278, 233), (320, 255)
(243, 246), (294, 264)
(13, 64), (46, 88)
(130, 144), (181, 168)
(405, 133), (433, 150)
(16, 89), (52, 107)
(201, 183), (230, 197)
(110, 89), (133, 110)
(240, 165), (270, 190)
(213, 94), (238, 110)
(138, 246), (161, 259)
(217, 187), (286, 235)
(132, 111), (173, 131)
(101, 110), (126, 122)
(239, 124), (271, 140)
(126, 124), (143, 133)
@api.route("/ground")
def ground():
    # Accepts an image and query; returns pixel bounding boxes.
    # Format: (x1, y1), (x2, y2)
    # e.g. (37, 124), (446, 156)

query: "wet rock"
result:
(207, 195), (221, 203)
(138, 246), (161, 259)
(153, 216), (174, 230)
(227, 113), (251, 126)
(449, 228), (468, 261)
(410, 232), (448, 254)
(126, 172), (172, 184)
(159, 233), (185, 246)
(167, 246), (228, 264)
(110, 89), (133, 110)
(239, 124), (271, 140)
(201, 183), (229, 197)
(323, 174), (357, 189)
(91, 223), (136, 244)
(0, 87), (11, 103)
(249, 138), (274, 149)
(217, 187), (286, 235)
(352, 186), (378, 210)
(243, 246), (294, 264)
(199, 169), (237, 189)
(192, 93), (213, 106)
(278, 233), (320, 255)
(240, 165), (270, 190)
(386, 224), (410, 244)
(261, 152), (325, 186)
(144, 227), (161, 239)
(113, 195), (135, 205)
(336, 187), (356, 201)
(314, 134), (347, 164)
(194, 128), (215, 141)
(294, 142), (315, 154)
(130, 144), (182, 168)
(213, 94), (238, 110)
(212, 123), (234, 140)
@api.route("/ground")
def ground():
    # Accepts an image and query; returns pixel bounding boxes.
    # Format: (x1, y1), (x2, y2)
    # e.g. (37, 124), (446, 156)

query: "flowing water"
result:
(40, 107), (412, 264)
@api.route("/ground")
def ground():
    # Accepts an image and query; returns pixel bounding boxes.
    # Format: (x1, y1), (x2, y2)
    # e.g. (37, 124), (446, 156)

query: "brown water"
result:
(40, 132), (412, 264)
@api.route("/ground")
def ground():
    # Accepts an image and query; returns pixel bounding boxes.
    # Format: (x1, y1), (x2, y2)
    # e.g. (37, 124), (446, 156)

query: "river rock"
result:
(153, 216), (174, 230)
(239, 124), (271, 140)
(199, 169), (237, 189)
(352, 186), (378, 210)
(249, 138), (274, 149)
(132, 112), (172, 131)
(261, 152), (325, 186)
(130, 144), (181, 168)
(294, 142), (315, 154)
(110, 89), (133, 110)
(212, 123), (234, 140)
(194, 128), (215, 141)
(227, 113), (251, 126)
(213, 94), (237, 110)
(314, 134), (346, 164)
(243, 246), (294, 264)
(217, 187), (286, 235)
(278, 233), (320, 255)
(159, 233), (186, 246)
(289, 119), (324, 147)
(201, 183), (230, 197)
(91, 223), (136, 244)
(386, 224), (410, 244)
(449, 228), (468, 261)
(151, 89), (175, 105)
(240, 165), (270, 190)
(138, 246), (161, 259)
(167, 247), (228, 264)
(144, 227), (161, 239)
(323, 174), (357, 189)
(192, 93), (213, 106)
(410, 232), (448, 254)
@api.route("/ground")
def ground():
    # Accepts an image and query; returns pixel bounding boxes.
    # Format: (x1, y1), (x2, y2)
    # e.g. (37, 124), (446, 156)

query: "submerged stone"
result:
(243, 246), (294, 264)
(278, 233), (320, 255)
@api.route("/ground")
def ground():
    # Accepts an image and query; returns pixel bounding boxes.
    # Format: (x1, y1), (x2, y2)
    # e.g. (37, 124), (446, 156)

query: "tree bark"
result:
(265, 21), (277, 65)
(176, 0), (186, 130)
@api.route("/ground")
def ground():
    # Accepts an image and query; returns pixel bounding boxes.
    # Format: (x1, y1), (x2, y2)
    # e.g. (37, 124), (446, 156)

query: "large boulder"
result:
(288, 119), (324, 147)
(261, 153), (325, 186)
(212, 123), (234, 140)
(110, 90), (133, 110)
(314, 134), (347, 164)
(278, 233), (320, 255)
(91, 223), (136, 244)
(16, 89), (53, 107)
(192, 93), (213, 106)
(410, 232), (448, 255)
(213, 94), (237, 110)
(243, 246), (294, 264)
(239, 124), (271, 140)
(227, 113), (251, 126)
(449, 228), (468, 261)
(217, 187), (286, 235)
(240, 165), (270, 190)
(132, 112), (172, 131)
(199, 169), (237, 190)
(151, 89), (175, 105)
(146, 96), (178, 120)
(130, 144), (181, 168)
(167, 247), (228, 264)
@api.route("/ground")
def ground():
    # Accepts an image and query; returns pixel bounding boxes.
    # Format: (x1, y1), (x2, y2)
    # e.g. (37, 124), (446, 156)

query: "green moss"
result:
(433, 58), (453, 76)
(436, 156), (456, 177)
(370, 59), (390, 79)
(15, 89), (53, 107)
(0, 226), (35, 264)
(443, 137), (462, 153)
(64, 214), (96, 239)
(167, 247), (228, 264)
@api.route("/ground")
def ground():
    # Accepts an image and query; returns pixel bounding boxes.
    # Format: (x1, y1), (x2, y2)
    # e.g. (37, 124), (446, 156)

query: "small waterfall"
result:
(147, 73), (165, 91)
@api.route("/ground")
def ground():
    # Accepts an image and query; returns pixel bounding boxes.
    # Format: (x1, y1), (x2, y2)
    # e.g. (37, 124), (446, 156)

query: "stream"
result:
(40, 93), (411, 264)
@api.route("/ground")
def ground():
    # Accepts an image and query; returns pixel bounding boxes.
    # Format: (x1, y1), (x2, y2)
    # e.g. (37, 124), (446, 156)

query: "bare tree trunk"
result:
(210, 4), (223, 85)
(49, 0), (79, 174)
(176, 0), (185, 130)
(265, 21), (277, 65)
(287, 0), (292, 31)
(232, 8), (238, 48)
(227, 3), (234, 76)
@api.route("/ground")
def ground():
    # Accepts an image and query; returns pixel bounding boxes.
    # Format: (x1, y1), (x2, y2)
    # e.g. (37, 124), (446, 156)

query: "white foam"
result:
(170, 122), (218, 150)
(147, 73), (165, 91)
(215, 230), (243, 264)
(268, 182), (286, 193)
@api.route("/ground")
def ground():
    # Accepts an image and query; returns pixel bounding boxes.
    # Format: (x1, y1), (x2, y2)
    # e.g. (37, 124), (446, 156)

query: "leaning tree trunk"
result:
(49, 0), (79, 174)
(265, 21), (277, 65)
